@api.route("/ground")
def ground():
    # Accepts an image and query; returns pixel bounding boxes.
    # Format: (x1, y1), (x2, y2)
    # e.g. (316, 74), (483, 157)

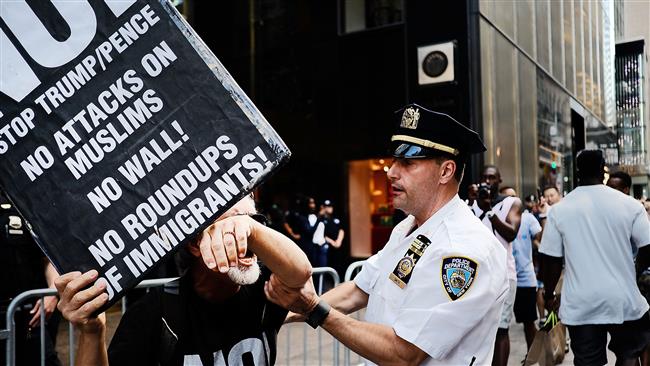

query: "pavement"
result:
(53, 307), (617, 366)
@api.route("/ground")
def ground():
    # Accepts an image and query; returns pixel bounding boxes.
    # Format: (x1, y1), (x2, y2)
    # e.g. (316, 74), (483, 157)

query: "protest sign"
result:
(0, 0), (290, 308)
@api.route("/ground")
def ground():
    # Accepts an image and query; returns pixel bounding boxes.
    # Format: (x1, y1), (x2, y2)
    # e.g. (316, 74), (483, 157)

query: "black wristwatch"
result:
(305, 299), (331, 329)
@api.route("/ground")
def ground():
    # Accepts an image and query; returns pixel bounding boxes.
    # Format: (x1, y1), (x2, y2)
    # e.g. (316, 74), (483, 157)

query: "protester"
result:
(503, 188), (542, 352)
(607, 170), (632, 196)
(55, 196), (312, 365)
(540, 150), (650, 366)
(0, 193), (61, 366)
(472, 166), (522, 366)
(265, 104), (508, 365)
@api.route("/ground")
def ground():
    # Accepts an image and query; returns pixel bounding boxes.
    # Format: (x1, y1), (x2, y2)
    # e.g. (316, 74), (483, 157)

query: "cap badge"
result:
(400, 107), (420, 129)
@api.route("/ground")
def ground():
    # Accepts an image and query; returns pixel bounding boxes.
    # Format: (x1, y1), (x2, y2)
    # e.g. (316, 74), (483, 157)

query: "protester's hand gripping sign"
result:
(0, 0), (289, 309)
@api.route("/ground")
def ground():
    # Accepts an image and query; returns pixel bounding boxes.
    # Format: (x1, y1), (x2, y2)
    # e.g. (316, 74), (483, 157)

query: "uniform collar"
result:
(397, 195), (463, 240)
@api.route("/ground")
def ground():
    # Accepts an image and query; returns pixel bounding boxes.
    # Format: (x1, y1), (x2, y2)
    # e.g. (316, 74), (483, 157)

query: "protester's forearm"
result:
(75, 329), (108, 366)
(321, 281), (368, 314)
(321, 309), (426, 366)
(250, 223), (312, 287)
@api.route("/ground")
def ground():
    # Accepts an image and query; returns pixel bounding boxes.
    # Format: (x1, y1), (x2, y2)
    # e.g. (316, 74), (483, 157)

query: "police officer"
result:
(0, 193), (61, 366)
(266, 104), (509, 365)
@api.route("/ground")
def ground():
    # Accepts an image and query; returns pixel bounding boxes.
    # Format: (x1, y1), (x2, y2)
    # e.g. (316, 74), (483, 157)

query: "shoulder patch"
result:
(441, 256), (478, 301)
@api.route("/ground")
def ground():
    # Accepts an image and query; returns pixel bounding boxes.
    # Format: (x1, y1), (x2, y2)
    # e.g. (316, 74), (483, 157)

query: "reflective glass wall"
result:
(479, 0), (615, 196)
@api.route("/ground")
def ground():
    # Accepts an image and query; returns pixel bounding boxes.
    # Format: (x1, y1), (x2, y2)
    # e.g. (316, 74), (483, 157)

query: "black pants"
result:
(567, 311), (650, 366)
(0, 308), (62, 366)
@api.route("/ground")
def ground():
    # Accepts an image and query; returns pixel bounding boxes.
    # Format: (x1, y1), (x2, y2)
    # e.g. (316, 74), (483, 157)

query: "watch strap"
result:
(305, 299), (331, 329)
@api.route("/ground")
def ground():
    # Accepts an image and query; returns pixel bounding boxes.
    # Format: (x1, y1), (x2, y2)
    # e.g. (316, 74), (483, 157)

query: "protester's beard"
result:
(227, 261), (261, 285)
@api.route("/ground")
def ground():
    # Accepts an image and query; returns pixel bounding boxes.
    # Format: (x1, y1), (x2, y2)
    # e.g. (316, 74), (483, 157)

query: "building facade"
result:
(184, 1), (621, 259)
(616, 0), (650, 197)
(479, 0), (617, 197)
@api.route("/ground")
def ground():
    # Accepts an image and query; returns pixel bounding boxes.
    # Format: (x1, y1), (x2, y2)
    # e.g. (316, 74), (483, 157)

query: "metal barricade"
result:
(278, 266), (340, 366)
(3, 263), (369, 366)
(342, 260), (366, 366)
(2, 277), (176, 366)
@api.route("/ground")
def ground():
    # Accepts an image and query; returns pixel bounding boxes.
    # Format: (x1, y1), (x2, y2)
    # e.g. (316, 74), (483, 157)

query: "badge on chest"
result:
(441, 256), (478, 301)
(389, 234), (431, 289)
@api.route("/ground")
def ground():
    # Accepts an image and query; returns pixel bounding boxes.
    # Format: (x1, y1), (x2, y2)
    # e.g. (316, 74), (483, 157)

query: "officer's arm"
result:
(284, 280), (369, 323)
(321, 309), (428, 366)
(322, 281), (368, 314)
(489, 200), (522, 242)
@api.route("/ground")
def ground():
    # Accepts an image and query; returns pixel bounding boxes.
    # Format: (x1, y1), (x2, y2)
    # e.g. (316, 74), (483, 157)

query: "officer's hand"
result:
(55, 270), (108, 334)
(197, 214), (257, 273)
(264, 274), (319, 315)
(28, 295), (58, 328)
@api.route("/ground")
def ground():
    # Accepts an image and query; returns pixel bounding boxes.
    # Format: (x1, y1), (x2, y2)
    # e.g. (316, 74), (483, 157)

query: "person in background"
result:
(503, 188), (543, 352)
(312, 199), (344, 268)
(541, 150), (650, 366)
(537, 186), (562, 322)
(466, 183), (479, 206)
(472, 166), (522, 366)
(285, 195), (318, 263)
(607, 171), (632, 196)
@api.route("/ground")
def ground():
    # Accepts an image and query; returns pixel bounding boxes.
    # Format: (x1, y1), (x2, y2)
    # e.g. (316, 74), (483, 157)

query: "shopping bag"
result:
(524, 311), (565, 366)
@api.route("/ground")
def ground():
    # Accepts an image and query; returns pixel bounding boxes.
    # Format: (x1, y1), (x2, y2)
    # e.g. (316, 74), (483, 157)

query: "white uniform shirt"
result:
(354, 195), (508, 365)
(539, 185), (650, 325)
(472, 197), (520, 281)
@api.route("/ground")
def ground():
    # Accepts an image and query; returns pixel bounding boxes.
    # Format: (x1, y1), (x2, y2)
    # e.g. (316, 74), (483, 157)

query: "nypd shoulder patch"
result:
(441, 256), (478, 301)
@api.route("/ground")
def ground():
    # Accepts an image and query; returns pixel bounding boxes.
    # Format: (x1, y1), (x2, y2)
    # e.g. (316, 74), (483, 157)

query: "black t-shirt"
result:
(108, 267), (287, 366)
(322, 216), (342, 241)
(0, 195), (46, 301)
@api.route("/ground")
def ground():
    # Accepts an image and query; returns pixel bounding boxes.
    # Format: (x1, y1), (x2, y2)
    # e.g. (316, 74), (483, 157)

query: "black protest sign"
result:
(0, 0), (289, 307)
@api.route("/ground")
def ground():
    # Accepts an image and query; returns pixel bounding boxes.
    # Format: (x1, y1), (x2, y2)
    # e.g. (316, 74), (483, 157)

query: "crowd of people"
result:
(464, 157), (650, 366)
(267, 196), (345, 269)
(3, 103), (650, 366)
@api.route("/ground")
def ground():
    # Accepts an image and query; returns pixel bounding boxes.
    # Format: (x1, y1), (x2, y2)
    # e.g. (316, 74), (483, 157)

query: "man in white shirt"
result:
(266, 104), (509, 365)
(471, 166), (521, 366)
(540, 150), (650, 366)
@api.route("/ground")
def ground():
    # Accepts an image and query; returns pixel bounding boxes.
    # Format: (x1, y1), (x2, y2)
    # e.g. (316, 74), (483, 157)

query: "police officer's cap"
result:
(391, 103), (486, 159)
